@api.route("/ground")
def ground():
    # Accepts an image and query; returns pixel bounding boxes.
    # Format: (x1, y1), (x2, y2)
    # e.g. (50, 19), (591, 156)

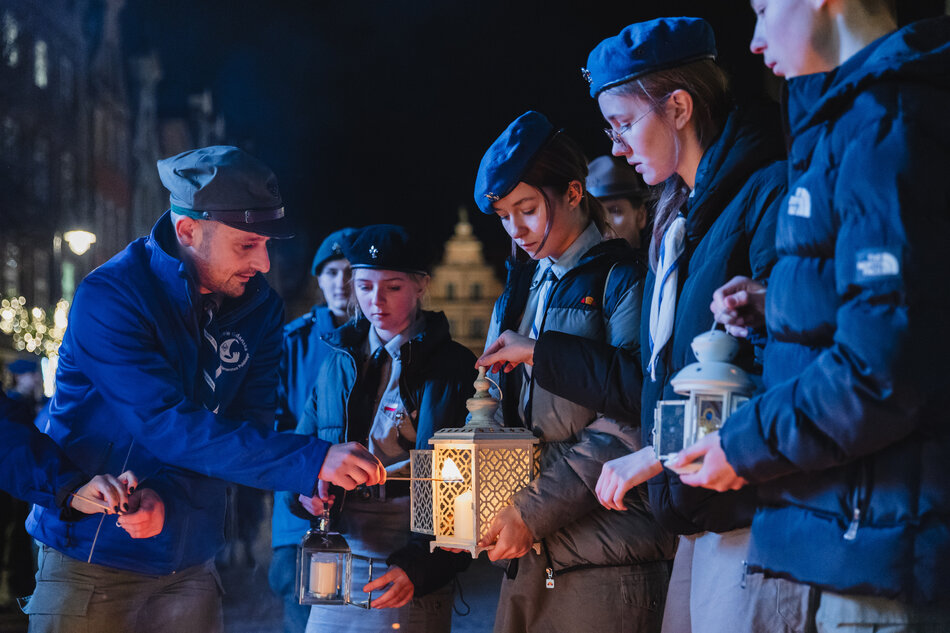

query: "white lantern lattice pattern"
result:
(411, 426), (538, 556)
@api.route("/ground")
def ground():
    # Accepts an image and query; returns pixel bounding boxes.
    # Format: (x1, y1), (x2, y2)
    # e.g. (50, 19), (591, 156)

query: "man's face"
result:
(750, 0), (831, 78)
(603, 197), (647, 248)
(187, 220), (271, 298)
(317, 259), (352, 315)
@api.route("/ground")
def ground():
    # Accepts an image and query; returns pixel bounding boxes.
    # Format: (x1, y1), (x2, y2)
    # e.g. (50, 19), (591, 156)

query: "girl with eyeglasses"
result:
(472, 111), (675, 633)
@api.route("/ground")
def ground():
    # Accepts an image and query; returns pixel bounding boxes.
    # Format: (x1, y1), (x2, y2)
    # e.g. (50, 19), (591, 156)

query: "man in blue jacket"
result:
(25, 146), (383, 633)
(675, 0), (950, 628)
(269, 227), (353, 633)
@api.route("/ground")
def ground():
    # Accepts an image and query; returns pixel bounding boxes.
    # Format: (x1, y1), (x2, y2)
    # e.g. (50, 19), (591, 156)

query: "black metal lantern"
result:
(296, 508), (375, 608)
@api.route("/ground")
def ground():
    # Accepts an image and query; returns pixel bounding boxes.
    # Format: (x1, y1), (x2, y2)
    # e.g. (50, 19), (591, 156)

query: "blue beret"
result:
(583, 18), (717, 98)
(311, 227), (356, 276)
(474, 111), (556, 214)
(157, 145), (293, 239)
(345, 225), (428, 275)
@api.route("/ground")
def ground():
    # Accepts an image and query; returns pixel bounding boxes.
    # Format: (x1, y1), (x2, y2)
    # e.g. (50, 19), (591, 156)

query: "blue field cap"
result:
(474, 111), (557, 214)
(586, 155), (650, 200)
(311, 227), (356, 276)
(345, 225), (429, 275)
(583, 17), (717, 98)
(157, 145), (293, 238)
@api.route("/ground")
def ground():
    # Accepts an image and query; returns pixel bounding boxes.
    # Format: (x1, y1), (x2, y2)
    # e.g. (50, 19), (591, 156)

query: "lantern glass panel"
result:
(730, 395), (749, 416)
(654, 400), (686, 460)
(695, 394), (724, 438)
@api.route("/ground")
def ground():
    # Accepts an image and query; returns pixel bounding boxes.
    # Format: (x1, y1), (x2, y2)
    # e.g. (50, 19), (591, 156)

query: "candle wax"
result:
(454, 490), (474, 541)
(309, 558), (338, 598)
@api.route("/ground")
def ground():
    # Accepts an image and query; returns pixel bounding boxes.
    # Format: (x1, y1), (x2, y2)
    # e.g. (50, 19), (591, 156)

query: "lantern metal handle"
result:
(484, 373), (502, 401)
(348, 555), (376, 609)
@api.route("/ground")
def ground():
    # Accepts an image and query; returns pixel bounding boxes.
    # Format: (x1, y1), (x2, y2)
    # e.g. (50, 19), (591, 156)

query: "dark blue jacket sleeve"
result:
(722, 117), (947, 481)
(0, 419), (86, 509)
(533, 331), (642, 422)
(67, 275), (331, 495)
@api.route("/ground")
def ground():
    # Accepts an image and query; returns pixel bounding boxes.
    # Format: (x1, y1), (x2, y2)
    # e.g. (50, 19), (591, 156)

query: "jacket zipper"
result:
(843, 460), (869, 541)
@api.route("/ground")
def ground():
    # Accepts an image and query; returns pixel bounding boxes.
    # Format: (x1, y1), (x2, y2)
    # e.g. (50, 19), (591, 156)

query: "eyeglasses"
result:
(603, 97), (669, 146)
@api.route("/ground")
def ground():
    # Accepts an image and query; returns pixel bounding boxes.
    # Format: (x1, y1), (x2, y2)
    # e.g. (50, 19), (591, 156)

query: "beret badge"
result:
(485, 192), (500, 202)
(369, 245), (379, 259)
(580, 68), (592, 84)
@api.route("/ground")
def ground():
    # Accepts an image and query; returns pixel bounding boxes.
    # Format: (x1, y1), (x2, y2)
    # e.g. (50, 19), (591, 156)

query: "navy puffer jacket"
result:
(720, 17), (950, 605)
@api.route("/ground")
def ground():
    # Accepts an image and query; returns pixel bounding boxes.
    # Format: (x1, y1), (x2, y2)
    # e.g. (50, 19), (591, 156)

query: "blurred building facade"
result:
(0, 1), (232, 367)
(427, 209), (502, 355)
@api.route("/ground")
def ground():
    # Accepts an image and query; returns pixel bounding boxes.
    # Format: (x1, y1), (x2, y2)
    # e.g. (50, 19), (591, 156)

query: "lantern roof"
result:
(671, 360), (754, 395)
(428, 425), (539, 444)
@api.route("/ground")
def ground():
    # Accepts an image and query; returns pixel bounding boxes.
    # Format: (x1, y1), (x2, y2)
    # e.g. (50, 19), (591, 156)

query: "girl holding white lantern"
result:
(473, 111), (675, 633)
(293, 224), (475, 633)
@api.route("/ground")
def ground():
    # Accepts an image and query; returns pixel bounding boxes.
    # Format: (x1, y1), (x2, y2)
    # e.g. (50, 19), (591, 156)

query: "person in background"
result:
(0, 359), (45, 610)
(474, 111), (674, 633)
(296, 224), (474, 633)
(679, 1), (950, 629)
(0, 411), (163, 539)
(24, 145), (382, 633)
(586, 154), (654, 258)
(269, 227), (355, 633)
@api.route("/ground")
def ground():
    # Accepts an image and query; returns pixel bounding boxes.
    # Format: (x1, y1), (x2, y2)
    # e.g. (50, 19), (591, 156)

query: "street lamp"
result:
(63, 230), (97, 255)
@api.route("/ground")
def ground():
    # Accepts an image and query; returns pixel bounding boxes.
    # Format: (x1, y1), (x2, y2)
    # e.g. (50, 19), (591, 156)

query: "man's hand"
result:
(69, 470), (138, 515)
(595, 447), (663, 511)
(673, 431), (748, 492)
(298, 480), (335, 516)
(476, 330), (536, 374)
(710, 276), (767, 338)
(479, 505), (535, 561)
(363, 566), (414, 609)
(116, 488), (165, 538)
(318, 442), (384, 490)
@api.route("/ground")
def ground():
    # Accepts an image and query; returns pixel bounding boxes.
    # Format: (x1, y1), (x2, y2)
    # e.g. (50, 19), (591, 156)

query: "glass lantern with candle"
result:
(410, 368), (540, 556)
(296, 508), (375, 608)
(653, 330), (755, 472)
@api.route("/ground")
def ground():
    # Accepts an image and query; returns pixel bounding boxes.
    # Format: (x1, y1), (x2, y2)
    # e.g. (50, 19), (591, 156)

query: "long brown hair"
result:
(513, 132), (613, 259)
(602, 59), (730, 269)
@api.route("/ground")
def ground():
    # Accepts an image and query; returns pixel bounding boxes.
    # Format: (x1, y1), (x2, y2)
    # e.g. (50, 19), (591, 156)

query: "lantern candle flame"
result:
(441, 458), (463, 482)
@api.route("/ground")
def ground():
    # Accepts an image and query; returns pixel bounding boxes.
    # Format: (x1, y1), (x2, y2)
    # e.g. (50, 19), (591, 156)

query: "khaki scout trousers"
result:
(493, 550), (670, 633)
(26, 545), (223, 633)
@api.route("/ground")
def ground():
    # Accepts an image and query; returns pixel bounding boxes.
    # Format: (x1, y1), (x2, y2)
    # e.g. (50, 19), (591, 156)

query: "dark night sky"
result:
(117, 0), (939, 299)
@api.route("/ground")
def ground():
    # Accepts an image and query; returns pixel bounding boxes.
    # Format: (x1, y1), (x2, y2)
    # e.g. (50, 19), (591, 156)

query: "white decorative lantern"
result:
(653, 330), (754, 472)
(410, 368), (539, 557)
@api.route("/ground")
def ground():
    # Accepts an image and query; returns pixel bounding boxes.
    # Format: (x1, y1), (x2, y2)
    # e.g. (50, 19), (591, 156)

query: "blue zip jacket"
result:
(720, 18), (950, 605)
(272, 304), (338, 548)
(28, 212), (331, 575)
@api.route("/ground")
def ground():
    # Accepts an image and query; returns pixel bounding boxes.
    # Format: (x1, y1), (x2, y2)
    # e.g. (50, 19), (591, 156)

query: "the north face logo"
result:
(787, 187), (811, 218)
(856, 249), (900, 280)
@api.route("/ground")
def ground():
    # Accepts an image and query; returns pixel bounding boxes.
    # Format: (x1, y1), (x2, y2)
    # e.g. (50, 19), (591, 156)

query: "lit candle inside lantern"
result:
(454, 490), (473, 541)
(441, 458), (473, 541)
(309, 557), (338, 597)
